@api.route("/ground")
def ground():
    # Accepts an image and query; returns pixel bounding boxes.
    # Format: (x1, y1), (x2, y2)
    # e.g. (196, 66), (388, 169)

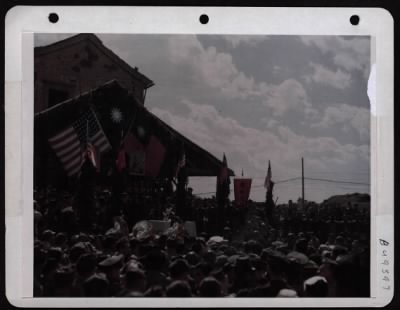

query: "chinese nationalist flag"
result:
(144, 135), (166, 177)
(234, 178), (252, 206)
(124, 132), (146, 175)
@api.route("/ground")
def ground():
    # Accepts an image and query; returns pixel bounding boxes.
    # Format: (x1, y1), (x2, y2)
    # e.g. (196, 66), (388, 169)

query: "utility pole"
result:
(301, 157), (305, 208)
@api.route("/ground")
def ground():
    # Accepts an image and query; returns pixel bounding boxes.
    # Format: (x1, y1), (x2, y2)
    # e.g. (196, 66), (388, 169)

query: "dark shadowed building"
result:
(34, 33), (154, 113)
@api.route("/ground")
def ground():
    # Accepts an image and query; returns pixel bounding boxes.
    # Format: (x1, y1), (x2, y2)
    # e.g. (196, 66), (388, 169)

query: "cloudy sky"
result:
(36, 34), (371, 203)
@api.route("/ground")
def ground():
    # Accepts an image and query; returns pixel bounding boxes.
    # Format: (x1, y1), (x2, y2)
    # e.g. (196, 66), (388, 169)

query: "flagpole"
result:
(302, 157), (305, 208)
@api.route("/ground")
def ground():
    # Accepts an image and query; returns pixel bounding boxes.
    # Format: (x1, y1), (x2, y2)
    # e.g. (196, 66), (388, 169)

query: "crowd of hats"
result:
(33, 188), (370, 297)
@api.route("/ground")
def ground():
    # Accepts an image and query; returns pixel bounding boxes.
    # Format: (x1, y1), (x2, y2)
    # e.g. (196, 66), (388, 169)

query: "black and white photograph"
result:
(32, 33), (371, 298)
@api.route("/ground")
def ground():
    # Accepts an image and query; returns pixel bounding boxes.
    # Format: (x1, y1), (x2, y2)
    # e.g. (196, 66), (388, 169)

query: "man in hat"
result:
(198, 276), (223, 297)
(166, 280), (192, 297)
(98, 254), (124, 296)
(52, 265), (76, 297)
(83, 273), (110, 297)
(74, 253), (98, 296)
(232, 255), (257, 292)
(168, 259), (192, 284)
(318, 257), (338, 297)
(119, 266), (147, 297)
(303, 275), (328, 297)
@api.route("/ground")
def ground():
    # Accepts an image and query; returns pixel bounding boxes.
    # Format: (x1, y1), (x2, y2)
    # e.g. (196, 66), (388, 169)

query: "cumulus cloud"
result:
(313, 104), (370, 141)
(308, 63), (352, 89)
(165, 36), (260, 100)
(263, 79), (307, 116)
(161, 36), (318, 119)
(151, 99), (369, 202)
(301, 36), (370, 78)
(223, 35), (269, 48)
(260, 79), (319, 119)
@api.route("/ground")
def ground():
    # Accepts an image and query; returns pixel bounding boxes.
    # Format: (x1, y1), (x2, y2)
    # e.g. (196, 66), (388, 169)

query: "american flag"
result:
(48, 108), (112, 177)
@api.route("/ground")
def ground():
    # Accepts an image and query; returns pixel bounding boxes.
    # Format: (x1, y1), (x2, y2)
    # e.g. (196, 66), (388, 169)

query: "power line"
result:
(192, 175), (369, 196)
(304, 177), (370, 186)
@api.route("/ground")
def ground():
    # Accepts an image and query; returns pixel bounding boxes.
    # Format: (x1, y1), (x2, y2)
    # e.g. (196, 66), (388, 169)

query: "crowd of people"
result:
(33, 185), (370, 298)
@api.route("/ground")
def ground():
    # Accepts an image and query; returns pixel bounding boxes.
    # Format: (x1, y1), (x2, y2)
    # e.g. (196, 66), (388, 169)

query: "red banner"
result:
(234, 178), (252, 206)
(145, 135), (166, 177)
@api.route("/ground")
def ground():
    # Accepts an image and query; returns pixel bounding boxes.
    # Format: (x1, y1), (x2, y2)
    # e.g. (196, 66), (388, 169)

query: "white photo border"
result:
(5, 6), (394, 307)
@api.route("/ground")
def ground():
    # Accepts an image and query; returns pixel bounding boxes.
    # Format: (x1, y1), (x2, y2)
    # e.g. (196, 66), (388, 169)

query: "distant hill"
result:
(322, 193), (370, 206)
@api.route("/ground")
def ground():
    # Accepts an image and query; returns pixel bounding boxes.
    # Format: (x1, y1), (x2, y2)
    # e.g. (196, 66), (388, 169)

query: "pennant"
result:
(217, 153), (228, 185)
(264, 160), (272, 191)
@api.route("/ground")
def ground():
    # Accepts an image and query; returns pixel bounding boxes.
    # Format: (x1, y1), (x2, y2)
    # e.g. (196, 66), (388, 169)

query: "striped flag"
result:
(86, 143), (98, 170)
(48, 108), (111, 177)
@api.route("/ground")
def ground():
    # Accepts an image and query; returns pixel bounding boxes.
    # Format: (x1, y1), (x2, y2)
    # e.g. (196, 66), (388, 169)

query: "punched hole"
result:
(350, 15), (360, 25)
(48, 13), (59, 23)
(199, 14), (209, 25)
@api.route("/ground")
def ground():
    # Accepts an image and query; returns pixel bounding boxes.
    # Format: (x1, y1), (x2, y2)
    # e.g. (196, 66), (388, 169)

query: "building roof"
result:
(35, 80), (234, 177)
(35, 33), (154, 89)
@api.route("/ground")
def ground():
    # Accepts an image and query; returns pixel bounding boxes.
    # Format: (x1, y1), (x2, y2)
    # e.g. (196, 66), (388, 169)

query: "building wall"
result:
(34, 41), (147, 113)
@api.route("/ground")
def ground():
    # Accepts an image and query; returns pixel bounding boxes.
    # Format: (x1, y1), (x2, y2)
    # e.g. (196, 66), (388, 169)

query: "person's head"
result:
(185, 251), (200, 267)
(69, 242), (87, 263)
(277, 288), (298, 297)
(335, 235), (345, 246)
(203, 250), (217, 265)
(76, 253), (97, 278)
(83, 273), (109, 297)
(210, 269), (229, 295)
(98, 255), (123, 281)
(125, 267), (146, 292)
(143, 249), (169, 271)
(41, 229), (56, 244)
(192, 239), (206, 255)
(303, 276), (328, 297)
(144, 285), (165, 297)
(318, 258), (337, 281)
(245, 240), (262, 255)
(169, 259), (190, 281)
(116, 237), (131, 257)
(166, 280), (192, 297)
(295, 238), (308, 254)
(199, 276), (222, 297)
(176, 239), (186, 255)
(52, 266), (75, 296)
(54, 233), (67, 248)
